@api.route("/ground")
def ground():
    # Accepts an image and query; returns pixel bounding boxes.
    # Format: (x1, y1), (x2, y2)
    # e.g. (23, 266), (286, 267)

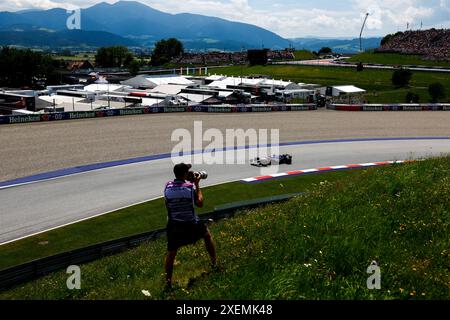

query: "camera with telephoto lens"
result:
(187, 170), (208, 182)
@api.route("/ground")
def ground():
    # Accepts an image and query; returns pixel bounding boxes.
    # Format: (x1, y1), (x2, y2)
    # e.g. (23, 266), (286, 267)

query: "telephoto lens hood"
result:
(187, 170), (208, 182)
(198, 171), (208, 180)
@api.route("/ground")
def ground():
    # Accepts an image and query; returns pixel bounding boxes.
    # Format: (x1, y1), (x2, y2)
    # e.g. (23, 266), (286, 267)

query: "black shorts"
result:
(167, 220), (208, 251)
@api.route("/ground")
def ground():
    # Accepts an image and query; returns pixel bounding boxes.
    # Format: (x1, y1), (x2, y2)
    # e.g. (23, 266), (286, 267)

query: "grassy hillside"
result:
(1, 156), (448, 300)
(293, 50), (316, 61)
(348, 52), (450, 68)
(210, 65), (450, 103)
(0, 170), (360, 271)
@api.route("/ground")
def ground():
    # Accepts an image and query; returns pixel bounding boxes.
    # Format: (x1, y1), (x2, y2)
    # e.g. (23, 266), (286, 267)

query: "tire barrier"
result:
(328, 104), (450, 111)
(0, 104), (317, 125)
(0, 193), (302, 291)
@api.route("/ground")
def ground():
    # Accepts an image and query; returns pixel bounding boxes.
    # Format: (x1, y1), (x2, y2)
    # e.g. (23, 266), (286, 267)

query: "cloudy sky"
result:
(2, 0), (450, 38)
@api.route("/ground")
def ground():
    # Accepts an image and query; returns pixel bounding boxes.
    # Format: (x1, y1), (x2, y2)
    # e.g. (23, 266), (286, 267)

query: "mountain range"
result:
(291, 37), (382, 54)
(0, 1), (381, 52)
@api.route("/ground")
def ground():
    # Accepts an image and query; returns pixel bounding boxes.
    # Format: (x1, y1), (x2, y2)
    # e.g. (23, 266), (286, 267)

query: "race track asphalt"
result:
(2, 110), (450, 182)
(1, 138), (449, 244)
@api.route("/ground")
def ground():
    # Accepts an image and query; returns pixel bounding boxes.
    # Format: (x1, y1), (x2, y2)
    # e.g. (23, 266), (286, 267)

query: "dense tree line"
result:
(318, 47), (332, 56)
(429, 83), (446, 102)
(0, 47), (57, 88)
(151, 38), (184, 66)
(95, 46), (134, 68)
(392, 69), (412, 87)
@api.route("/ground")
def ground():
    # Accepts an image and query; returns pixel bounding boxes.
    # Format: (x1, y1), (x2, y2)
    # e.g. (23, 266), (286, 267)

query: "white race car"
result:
(250, 154), (293, 167)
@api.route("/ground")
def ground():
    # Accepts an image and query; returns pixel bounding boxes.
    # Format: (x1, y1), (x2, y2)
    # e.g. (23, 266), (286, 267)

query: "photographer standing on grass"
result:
(164, 163), (217, 288)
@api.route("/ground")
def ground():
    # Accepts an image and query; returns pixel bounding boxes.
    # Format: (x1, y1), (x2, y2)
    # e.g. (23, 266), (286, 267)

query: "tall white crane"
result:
(360, 13), (370, 52)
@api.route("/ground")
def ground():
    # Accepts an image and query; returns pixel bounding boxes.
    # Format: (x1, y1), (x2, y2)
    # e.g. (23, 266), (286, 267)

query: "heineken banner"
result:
(329, 104), (450, 112)
(0, 104), (317, 125)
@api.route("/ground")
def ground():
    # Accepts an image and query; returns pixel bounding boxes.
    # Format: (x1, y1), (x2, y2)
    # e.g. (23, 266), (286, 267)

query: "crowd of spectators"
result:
(172, 50), (294, 65)
(267, 49), (295, 60)
(378, 29), (450, 61)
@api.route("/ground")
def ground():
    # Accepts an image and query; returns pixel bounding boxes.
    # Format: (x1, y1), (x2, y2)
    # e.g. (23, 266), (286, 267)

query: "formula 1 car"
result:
(250, 154), (293, 167)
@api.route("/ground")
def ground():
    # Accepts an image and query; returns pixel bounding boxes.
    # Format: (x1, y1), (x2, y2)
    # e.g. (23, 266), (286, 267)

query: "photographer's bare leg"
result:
(204, 230), (217, 267)
(165, 250), (177, 287)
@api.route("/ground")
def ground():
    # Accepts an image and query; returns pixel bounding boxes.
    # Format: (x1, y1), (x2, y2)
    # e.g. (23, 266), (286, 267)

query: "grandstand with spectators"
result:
(171, 49), (295, 65)
(378, 29), (450, 61)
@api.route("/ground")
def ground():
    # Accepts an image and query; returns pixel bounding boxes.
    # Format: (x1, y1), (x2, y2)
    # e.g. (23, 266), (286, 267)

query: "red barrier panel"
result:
(129, 92), (149, 97)
(335, 105), (363, 111)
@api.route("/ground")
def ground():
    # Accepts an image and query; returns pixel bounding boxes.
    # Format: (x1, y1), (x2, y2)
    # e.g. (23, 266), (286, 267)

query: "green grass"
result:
(293, 50), (316, 61)
(0, 170), (359, 271)
(210, 64), (450, 103)
(52, 54), (95, 61)
(348, 52), (450, 68)
(1, 156), (449, 300)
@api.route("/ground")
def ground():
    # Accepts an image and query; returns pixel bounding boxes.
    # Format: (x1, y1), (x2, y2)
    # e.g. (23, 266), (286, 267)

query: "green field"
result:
(349, 52), (450, 68)
(1, 157), (448, 299)
(210, 64), (450, 103)
(268, 50), (316, 63)
(0, 170), (360, 271)
(293, 50), (316, 61)
(52, 53), (95, 61)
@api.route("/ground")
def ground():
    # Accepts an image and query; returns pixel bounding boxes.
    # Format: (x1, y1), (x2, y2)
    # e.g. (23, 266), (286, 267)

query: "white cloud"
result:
(7, 0), (61, 10)
(144, 0), (363, 37)
(355, 0), (437, 31)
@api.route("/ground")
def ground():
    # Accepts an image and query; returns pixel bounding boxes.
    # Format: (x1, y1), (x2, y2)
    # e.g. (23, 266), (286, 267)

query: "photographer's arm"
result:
(194, 179), (204, 208)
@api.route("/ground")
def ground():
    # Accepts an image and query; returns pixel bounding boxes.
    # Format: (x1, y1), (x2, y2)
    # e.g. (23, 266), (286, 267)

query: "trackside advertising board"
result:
(329, 104), (450, 111)
(0, 104), (317, 125)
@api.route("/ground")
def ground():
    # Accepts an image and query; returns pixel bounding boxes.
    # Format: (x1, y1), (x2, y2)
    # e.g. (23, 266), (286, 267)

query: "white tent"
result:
(150, 84), (188, 95)
(94, 76), (109, 84)
(217, 91), (235, 98)
(261, 79), (298, 89)
(39, 95), (85, 105)
(178, 93), (214, 103)
(122, 75), (194, 89)
(240, 78), (264, 86)
(208, 76), (299, 90)
(320, 85), (366, 97)
(141, 98), (164, 107)
(205, 75), (227, 81)
(332, 85), (366, 95)
(84, 84), (127, 93)
(208, 77), (242, 89)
